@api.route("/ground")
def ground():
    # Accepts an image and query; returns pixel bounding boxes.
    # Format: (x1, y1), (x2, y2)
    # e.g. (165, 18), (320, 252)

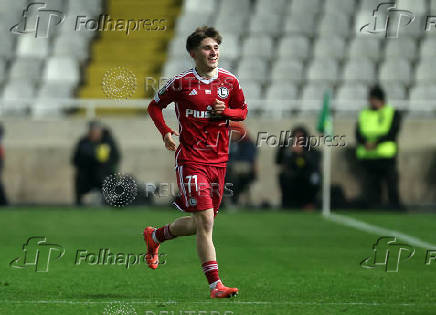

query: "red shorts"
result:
(173, 163), (226, 217)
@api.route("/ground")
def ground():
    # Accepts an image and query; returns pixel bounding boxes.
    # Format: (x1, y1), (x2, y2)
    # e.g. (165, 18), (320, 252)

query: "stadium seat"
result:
(409, 85), (436, 111)
(2, 79), (35, 112)
(400, 16), (426, 38)
(277, 36), (311, 60)
(270, 59), (303, 83)
(16, 36), (49, 58)
(419, 37), (436, 59)
(342, 58), (376, 84)
(219, 34), (240, 61)
(324, 0), (356, 15)
(241, 36), (273, 59)
(239, 81), (263, 100)
(214, 14), (248, 35)
(0, 33), (15, 59)
(168, 36), (188, 57)
(52, 34), (90, 62)
(306, 58), (339, 84)
(415, 58), (436, 83)
(175, 13), (212, 37)
(38, 82), (75, 98)
(318, 13), (351, 38)
(9, 58), (43, 82)
(313, 36), (346, 60)
(218, 58), (234, 72)
(385, 38), (417, 60)
(162, 58), (194, 78)
(348, 38), (381, 61)
(43, 57), (80, 85)
(397, 0), (428, 15)
(381, 82), (408, 101)
(287, 0), (321, 18)
(264, 83), (298, 100)
(254, 0), (287, 15)
(0, 58), (6, 84)
(237, 58), (268, 83)
(67, 0), (102, 16)
(217, 0), (251, 18)
(182, 0), (216, 15)
(301, 83), (334, 110)
(248, 14), (283, 37)
(335, 83), (368, 111)
(283, 13), (317, 36)
(379, 58), (412, 85)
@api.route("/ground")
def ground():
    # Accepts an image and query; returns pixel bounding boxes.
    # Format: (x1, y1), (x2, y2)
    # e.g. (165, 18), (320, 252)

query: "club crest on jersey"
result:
(189, 197), (197, 206)
(217, 86), (229, 99)
(186, 108), (211, 118)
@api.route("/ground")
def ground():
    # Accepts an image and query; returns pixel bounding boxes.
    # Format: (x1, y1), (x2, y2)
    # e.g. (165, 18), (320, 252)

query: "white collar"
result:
(193, 67), (218, 84)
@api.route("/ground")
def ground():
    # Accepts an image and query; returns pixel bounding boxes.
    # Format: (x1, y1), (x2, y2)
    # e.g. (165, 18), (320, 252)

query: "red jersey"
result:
(147, 67), (247, 167)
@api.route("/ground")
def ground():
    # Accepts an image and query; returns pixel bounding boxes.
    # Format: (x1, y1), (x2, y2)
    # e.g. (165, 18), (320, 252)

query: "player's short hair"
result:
(368, 85), (385, 101)
(186, 26), (222, 52)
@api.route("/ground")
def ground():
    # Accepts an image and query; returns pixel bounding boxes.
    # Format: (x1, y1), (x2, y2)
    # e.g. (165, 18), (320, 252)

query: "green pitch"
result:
(1, 207), (436, 315)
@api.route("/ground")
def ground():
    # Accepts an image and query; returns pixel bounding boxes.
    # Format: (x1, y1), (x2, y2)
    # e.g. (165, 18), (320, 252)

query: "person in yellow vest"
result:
(356, 86), (401, 210)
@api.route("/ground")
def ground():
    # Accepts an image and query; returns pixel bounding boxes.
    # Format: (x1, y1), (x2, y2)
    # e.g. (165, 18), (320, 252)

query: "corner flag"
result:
(317, 89), (333, 216)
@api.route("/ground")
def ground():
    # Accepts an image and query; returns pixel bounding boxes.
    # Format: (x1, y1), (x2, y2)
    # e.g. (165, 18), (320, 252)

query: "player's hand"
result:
(164, 131), (179, 151)
(212, 99), (226, 115)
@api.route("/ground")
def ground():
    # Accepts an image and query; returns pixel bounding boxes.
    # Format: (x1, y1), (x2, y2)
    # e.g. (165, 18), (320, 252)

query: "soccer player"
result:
(145, 26), (247, 298)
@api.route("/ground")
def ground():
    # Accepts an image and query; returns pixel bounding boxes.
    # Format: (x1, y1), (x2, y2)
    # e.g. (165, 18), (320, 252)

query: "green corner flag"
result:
(317, 89), (333, 135)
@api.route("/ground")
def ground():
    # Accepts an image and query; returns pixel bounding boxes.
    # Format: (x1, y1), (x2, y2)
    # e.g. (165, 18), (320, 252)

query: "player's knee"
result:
(194, 209), (214, 233)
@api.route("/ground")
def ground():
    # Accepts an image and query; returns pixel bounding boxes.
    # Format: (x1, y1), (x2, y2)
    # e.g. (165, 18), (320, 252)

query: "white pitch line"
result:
(326, 214), (436, 249)
(0, 300), (435, 307)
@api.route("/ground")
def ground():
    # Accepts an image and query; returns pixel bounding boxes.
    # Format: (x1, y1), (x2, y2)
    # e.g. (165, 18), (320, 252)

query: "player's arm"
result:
(147, 80), (179, 151)
(213, 79), (247, 121)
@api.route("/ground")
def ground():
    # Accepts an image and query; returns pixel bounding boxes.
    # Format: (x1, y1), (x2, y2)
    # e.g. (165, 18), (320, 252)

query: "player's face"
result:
(192, 37), (219, 70)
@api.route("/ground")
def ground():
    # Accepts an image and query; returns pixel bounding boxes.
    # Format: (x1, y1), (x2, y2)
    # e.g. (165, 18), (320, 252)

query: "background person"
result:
(225, 121), (258, 206)
(72, 121), (121, 205)
(356, 85), (401, 210)
(276, 126), (321, 210)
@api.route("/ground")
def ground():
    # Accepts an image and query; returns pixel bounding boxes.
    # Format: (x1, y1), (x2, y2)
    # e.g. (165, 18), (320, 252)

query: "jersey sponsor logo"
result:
(217, 86), (229, 99)
(205, 89), (211, 94)
(186, 108), (211, 118)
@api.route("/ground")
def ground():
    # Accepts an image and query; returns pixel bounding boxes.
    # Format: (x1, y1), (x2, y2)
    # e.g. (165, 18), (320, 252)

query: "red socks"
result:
(153, 224), (176, 244)
(202, 260), (220, 288)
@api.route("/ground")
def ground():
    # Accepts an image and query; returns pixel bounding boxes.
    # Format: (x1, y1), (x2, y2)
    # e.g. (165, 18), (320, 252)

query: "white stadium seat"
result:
(241, 36), (273, 58)
(283, 13), (316, 36)
(0, 58), (6, 83)
(313, 36), (346, 60)
(16, 35), (49, 58)
(348, 38), (381, 61)
(397, 0), (428, 15)
(385, 38), (417, 60)
(307, 58), (339, 83)
(381, 83), (407, 101)
(249, 14), (283, 36)
(264, 83), (298, 100)
(287, 0), (321, 18)
(43, 57), (80, 85)
(254, 0), (287, 15)
(335, 83), (368, 111)
(277, 36), (311, 60)
(239, 81), (263, 100)
(214, 14), (249, 35)
(182, 0), (216, 15)
(324, 0), (356, 15)
(9, 58), (43, 82)
(219, 34), (240, 60)
(415, 58), (436, 83)
(237, 58), (268, 83)
(175, 13), (212, 37)
(342, 58), (376, 83)
(419, 38), (436, 59)
(270, 59), (304, 83)
(379, 58), (412, 84)
(318, 13), (351, 38)
(217, 0), (251, 17)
